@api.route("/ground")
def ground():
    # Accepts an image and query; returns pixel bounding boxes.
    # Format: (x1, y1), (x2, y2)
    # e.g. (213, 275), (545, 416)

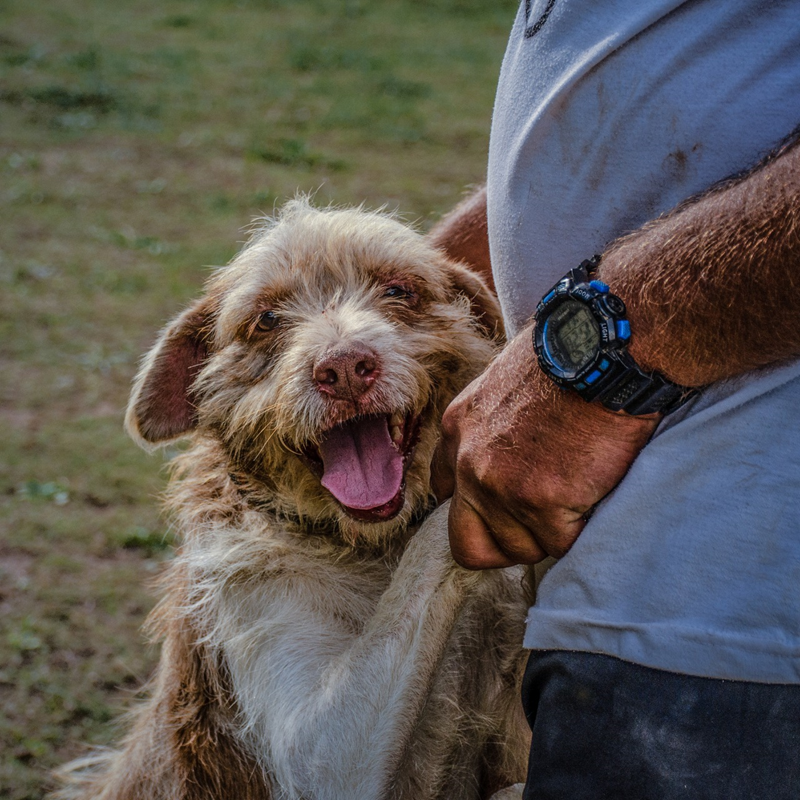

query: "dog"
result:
(54, 199), (531, 800)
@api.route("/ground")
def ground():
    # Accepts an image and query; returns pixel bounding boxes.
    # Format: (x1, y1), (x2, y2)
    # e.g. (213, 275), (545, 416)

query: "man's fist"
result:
(432, 327), (659, 569)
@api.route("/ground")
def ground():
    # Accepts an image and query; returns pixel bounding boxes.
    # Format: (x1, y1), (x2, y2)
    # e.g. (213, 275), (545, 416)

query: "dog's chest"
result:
(216, 549), (392, 695)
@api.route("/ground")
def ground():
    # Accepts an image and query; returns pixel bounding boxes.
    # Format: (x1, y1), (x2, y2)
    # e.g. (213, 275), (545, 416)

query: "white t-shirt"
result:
(487, 0), (800, 682)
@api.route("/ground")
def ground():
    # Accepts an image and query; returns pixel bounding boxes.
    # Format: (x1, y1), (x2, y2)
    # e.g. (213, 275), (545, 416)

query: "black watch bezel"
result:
(533, 257), (697, 416)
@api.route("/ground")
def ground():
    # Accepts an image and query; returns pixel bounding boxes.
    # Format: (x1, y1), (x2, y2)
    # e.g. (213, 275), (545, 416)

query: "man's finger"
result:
(448, 491), (520, 569)
(510, 501), (588, 559)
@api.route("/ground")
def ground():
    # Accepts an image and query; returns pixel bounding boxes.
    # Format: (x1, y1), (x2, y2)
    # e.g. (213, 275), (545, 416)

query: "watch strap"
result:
(584, 349), (698, 415)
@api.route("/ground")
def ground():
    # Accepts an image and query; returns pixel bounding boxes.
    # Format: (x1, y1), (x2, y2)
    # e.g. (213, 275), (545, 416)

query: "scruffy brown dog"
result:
(55, 199), (530, 800)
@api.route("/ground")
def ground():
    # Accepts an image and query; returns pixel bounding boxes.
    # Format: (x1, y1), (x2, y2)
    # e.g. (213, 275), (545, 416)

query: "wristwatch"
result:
(533, 256), (697, 415)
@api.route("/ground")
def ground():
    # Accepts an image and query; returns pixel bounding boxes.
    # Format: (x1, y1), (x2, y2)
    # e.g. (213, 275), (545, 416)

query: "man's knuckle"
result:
(524, 478), (564, 510)
(440, 404), (462, 439)
(454, 445), (481, 481)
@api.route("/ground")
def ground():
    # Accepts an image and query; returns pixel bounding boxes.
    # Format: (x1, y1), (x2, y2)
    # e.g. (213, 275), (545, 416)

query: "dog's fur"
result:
(54, 199), (531, 800)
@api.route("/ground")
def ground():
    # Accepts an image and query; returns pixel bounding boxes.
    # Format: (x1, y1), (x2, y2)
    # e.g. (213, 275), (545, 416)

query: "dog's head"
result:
(126, 199), (502, 544)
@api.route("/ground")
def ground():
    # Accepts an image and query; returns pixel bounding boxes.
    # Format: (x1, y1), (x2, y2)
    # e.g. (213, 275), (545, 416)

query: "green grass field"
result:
(0, 0), (516, 796)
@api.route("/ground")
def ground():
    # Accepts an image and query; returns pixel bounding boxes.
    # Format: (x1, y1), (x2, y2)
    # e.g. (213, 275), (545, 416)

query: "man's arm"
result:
(433, 132), (800, 569)
(428, 185), (494, 292)
(603, 131), (800, 387)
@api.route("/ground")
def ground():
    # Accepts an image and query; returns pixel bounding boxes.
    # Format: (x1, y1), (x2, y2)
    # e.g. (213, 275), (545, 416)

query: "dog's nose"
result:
(314, 344), (379, 400)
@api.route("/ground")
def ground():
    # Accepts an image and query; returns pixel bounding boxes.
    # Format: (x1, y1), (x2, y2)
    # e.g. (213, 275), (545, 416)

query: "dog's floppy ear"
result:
(445, 260), (505, 342)
(125, 299), (214, 450)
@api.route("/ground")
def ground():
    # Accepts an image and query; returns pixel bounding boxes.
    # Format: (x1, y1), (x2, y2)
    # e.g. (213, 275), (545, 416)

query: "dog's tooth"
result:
(391, 425), (403, 445)
(390, 412), (403, 428)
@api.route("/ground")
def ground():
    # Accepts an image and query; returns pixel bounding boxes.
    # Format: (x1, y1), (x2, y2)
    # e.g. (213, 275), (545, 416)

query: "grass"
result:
(0, 0), (516, 796)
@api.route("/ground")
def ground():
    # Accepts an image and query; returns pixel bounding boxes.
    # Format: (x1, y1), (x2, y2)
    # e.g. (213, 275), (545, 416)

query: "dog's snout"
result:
(314, 344), (379, 400)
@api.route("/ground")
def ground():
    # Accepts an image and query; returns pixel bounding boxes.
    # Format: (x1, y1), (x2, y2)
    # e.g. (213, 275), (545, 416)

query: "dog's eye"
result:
(384, 285), (414, 301)
(255, 310), (279, 332)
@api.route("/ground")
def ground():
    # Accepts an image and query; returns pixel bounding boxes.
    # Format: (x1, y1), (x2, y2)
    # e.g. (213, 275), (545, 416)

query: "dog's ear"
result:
(125, 299), (214, 450)
(444, 260), (505, 342)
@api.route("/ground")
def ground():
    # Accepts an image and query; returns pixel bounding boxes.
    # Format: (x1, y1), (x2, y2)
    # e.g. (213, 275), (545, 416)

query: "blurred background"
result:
(0, 0), (516, 795)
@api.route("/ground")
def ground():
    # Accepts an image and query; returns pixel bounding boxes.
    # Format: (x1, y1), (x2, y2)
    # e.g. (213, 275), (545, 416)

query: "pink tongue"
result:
(319, 416), (404, 510)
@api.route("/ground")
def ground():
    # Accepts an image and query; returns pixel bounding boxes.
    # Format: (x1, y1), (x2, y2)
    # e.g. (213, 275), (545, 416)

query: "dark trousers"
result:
(521, 650), (800, 800)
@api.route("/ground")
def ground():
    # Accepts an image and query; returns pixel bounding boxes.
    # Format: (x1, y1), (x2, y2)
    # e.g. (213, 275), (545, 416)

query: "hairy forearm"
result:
(598, 132), (800, 388)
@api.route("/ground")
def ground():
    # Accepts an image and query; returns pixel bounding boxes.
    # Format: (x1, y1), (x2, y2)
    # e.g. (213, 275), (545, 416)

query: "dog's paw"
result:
(404, 501), (483, 587)
(406, 500), (456, 563)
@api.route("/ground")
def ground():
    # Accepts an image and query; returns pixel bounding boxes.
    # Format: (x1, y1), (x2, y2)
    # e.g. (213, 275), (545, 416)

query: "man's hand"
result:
(432, 329), (659, 569)
(431, 134), (800, 570)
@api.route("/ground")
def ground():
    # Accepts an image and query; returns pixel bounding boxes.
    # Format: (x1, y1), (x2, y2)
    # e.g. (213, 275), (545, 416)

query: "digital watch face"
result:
(543, 300), (601, 375)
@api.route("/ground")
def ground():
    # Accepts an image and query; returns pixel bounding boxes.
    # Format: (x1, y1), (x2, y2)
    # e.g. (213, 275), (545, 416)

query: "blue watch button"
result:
(616, 319), (631, 340)
(585, 369), (602, 385)
(575, 382), (587, 391)
(542, 290), (556, 305)
(599, 358), (610, 371)
(590, 280), (610, 294)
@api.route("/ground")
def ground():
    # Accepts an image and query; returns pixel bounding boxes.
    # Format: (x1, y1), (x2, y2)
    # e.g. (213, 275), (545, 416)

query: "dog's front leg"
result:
(227, 500), (479, 800)
(318, 500), (481, 798)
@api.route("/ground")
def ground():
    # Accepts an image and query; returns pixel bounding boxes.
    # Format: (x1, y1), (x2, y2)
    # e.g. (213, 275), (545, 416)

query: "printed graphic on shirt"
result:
(525, 0), (556, 38)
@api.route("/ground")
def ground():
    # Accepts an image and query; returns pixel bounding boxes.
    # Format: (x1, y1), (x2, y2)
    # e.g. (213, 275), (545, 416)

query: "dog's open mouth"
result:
(303, 411), (422, 522)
